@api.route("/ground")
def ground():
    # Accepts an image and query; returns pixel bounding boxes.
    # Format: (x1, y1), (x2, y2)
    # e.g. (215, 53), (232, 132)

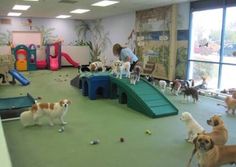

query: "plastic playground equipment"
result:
(0, 54), (30, 86)
(0, 93), (35, 119)
(72, 72), (178, 118)
(61, 52), (79, 67)
(46, 42), (79, 71)
(13, 44), (37, 71)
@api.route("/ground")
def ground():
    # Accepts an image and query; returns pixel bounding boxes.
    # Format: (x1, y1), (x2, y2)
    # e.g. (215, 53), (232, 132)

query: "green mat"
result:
(0, 93), (35, 119)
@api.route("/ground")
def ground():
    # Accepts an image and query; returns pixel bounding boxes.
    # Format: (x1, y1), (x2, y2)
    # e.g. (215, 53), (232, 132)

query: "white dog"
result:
(180, 112), (205, 143)
(20, 99), (71, 127)
(112, 60), (130, 79)
(159, 80), (167, 93)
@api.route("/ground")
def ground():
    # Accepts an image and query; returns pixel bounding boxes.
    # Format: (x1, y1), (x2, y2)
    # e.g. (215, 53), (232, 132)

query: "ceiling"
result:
(0, 0), (194, 20)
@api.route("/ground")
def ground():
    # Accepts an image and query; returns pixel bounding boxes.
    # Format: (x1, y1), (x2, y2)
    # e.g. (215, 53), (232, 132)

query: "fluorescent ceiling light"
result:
(23, 0), (39, 1)
(56, 15), (71, 19)
(8, 12), (22, 16)
(92, 0), (119, 7)
(13, 5), (31, 10)
(70, 9), (90, 14)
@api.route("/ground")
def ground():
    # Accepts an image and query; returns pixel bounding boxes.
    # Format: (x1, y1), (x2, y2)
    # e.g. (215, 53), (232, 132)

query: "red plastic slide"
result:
(61, 52), (79, 67)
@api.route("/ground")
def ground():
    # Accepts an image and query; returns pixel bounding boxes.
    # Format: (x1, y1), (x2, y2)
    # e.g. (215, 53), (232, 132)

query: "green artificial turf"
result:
(1, 68), (236, 167)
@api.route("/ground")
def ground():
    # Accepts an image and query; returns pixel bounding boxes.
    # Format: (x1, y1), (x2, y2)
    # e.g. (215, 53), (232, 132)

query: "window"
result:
(188, 0), (236, 90)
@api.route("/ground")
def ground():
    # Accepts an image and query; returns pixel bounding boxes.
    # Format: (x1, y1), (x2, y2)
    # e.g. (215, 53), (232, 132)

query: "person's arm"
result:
(125, 56), (131, 62)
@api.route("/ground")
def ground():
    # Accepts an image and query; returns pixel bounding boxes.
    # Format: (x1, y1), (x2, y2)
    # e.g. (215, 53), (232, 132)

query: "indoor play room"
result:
(1, 0), (236, 167)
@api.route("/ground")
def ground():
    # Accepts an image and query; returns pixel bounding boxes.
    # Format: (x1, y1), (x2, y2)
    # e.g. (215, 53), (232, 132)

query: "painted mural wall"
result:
(176, 2), (190, 80)
(134, 2), (189, 80)
(136, 6), (172, 80)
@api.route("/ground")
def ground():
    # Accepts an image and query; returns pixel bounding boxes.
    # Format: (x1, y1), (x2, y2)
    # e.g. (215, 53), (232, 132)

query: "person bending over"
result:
(112, 43), (138, 71)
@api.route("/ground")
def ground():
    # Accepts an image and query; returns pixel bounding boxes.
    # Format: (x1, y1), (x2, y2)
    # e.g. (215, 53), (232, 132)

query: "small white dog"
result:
(112, 60), (130, 79)
(180, 112), (205, 143)
(159, 80), (167, 93)
(20, 99), (71, 127)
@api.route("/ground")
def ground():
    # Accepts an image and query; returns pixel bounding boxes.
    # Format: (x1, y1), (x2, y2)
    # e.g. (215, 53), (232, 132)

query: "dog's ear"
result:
(209, 138), (214, 150)
(59, 100), (64, 107)
(193, 135), (198, 145)
(31, 104), (38, 113)
(68, 100), (71, 105)
(213, 119), (219, 126)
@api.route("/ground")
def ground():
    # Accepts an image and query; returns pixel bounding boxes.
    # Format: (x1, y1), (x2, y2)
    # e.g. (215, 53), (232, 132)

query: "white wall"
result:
(0, 17), (80, 45)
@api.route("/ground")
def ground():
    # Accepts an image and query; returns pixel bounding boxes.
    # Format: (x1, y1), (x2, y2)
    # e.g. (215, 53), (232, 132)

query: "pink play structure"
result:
(37, 42), (79, 71)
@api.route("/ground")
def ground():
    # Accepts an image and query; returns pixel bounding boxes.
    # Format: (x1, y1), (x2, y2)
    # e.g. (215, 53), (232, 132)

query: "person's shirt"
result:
(120, 48), (138, 63)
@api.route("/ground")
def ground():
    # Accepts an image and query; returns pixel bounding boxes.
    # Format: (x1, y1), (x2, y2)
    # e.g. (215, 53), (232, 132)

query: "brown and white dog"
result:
(204, 115), (228, 145)
(130, 64), (142, 85)
(89, 61), (105, 72)
(182, 87), (199, 103)
(20, 99), (71, 127)
(187, 133), (236, 167)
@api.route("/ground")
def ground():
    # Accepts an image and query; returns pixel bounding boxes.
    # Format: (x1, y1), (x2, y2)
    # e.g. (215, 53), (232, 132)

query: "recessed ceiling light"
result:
(8, 12), (22, 16)
(92, 0), (119, 7)
(56, 15), (71, 19)
(13, 5), (31, 10)
(70, 9), (90, 14)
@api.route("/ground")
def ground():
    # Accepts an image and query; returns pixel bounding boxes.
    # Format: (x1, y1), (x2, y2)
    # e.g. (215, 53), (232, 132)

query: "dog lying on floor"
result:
(180, 112), (205, 143)
(204, 115), (228, 145)
(187, 133), (236, 167)
(20, 99), (71, 127)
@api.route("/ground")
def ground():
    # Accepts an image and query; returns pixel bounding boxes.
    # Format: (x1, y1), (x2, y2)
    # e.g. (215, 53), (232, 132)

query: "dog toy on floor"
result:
(58, 126), (65, 133)
(90, 139), (100, 145)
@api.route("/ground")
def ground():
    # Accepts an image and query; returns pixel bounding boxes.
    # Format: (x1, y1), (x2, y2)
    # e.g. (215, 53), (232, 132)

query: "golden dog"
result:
(187, 133), (236, 167)
(204, 115), (228, 145)
(225, 96), (236, 114)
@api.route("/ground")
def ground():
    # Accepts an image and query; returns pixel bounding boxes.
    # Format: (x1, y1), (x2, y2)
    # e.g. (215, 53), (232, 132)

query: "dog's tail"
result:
(217, 103), (227, 108)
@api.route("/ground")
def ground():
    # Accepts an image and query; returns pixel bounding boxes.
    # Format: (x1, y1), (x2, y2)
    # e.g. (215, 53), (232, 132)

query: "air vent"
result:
(58, 0), (78, 4)
(0, 18), (11, 24)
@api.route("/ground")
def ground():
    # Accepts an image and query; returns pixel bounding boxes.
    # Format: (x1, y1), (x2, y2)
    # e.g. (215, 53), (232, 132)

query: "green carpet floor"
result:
(1, 68), (236, 167)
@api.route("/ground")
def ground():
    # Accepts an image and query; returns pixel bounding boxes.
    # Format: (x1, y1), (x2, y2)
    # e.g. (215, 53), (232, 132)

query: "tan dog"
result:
(21, 99), (71, 126)
(187, 133), (236, 167)
(225, 96), (236, 114)
(204, 115), (228, 145)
